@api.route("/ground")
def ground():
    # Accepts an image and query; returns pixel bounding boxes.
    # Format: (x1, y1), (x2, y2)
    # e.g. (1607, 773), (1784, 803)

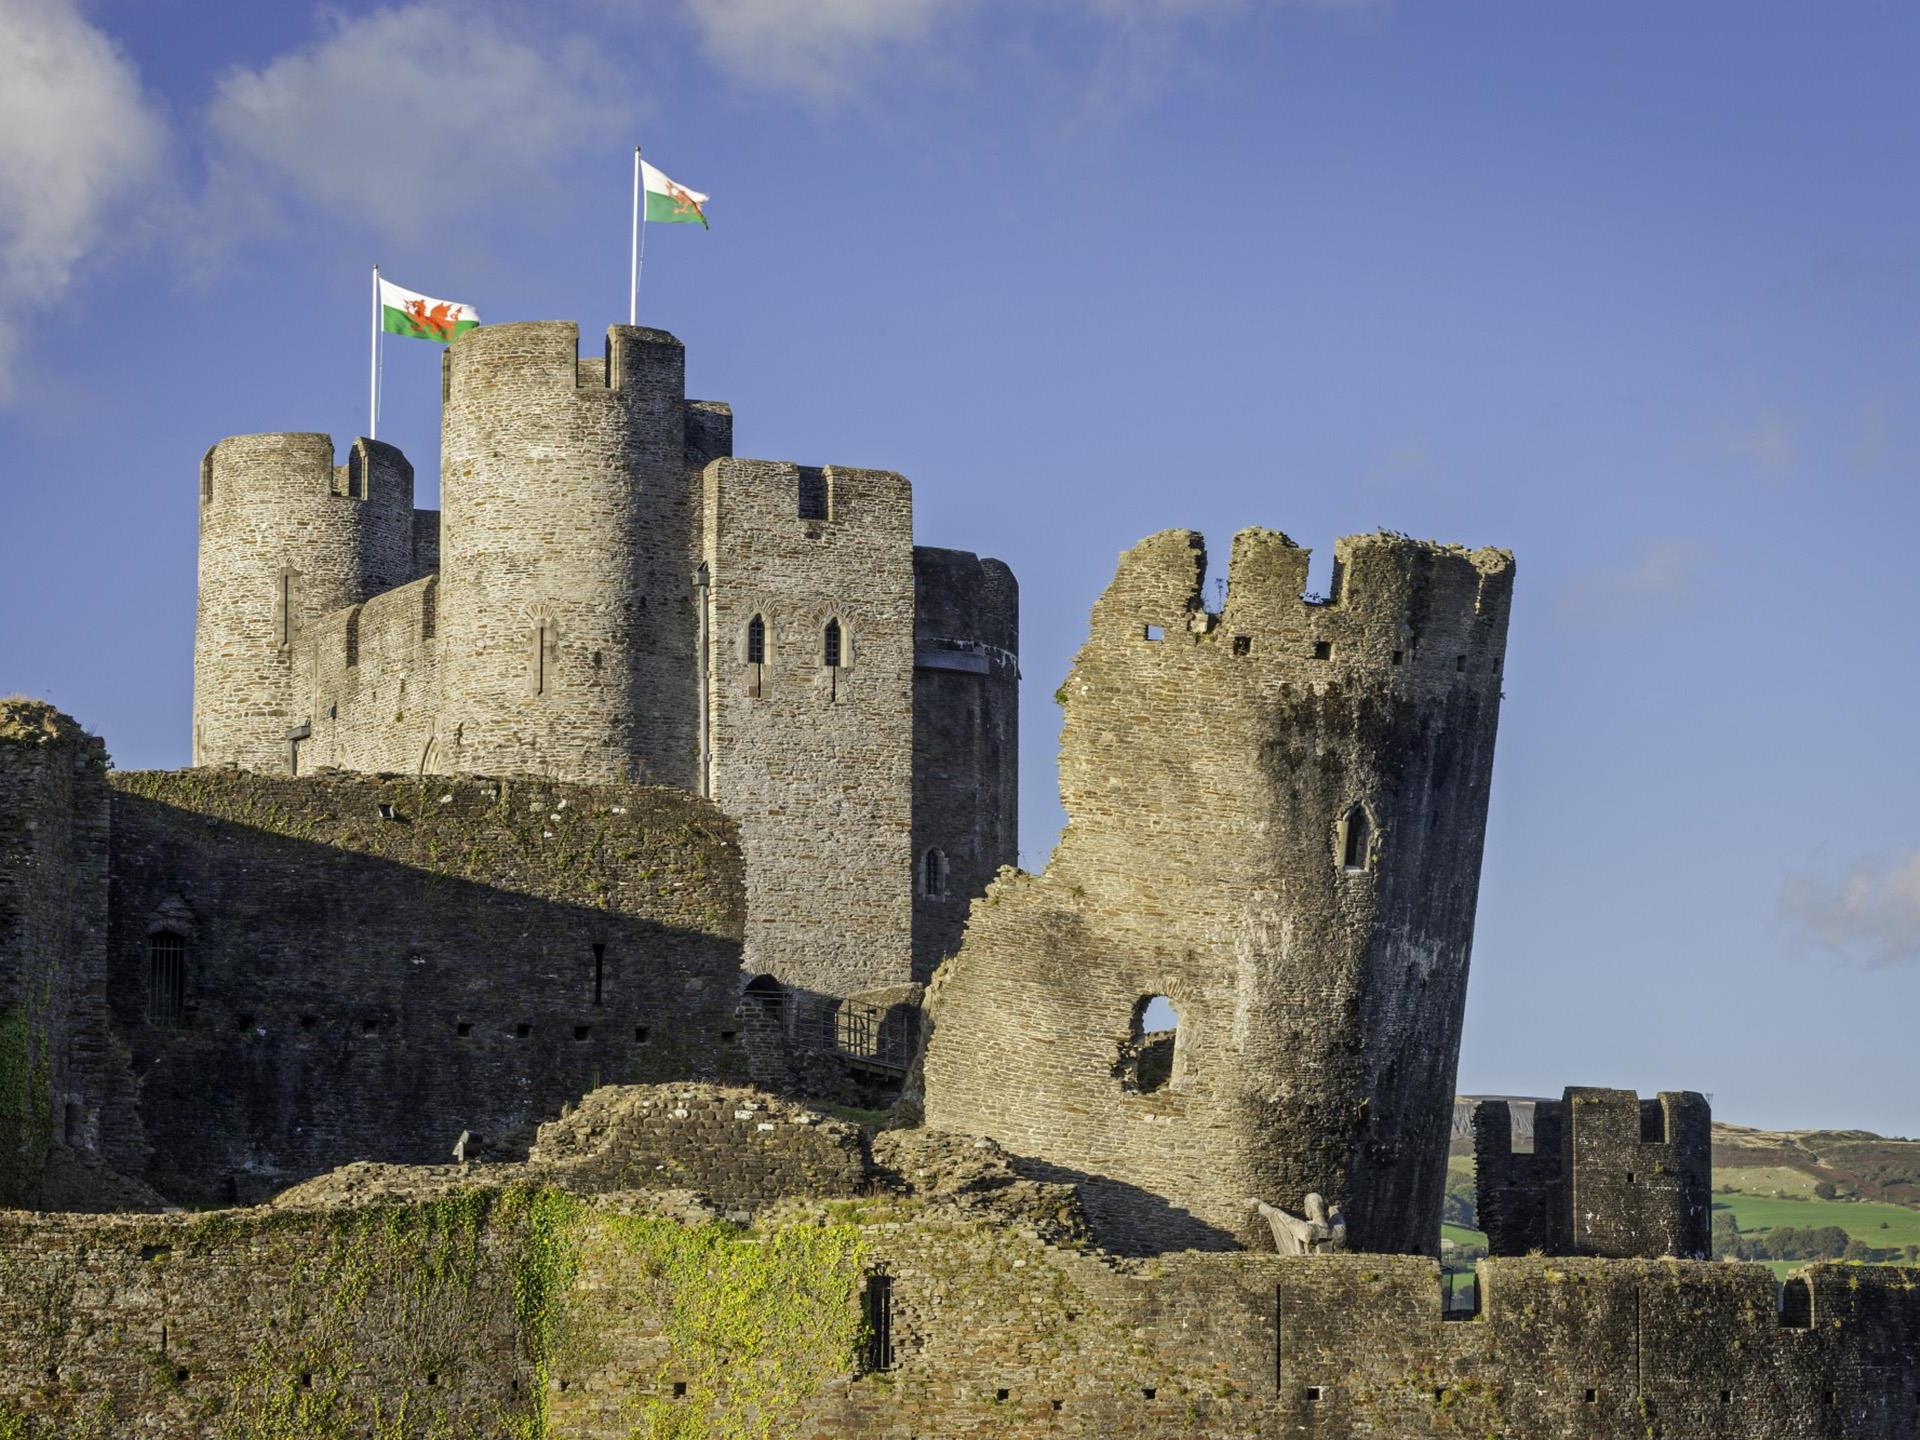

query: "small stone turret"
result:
(925, 526), (1514, 1255)
(192, 434), (413, 771)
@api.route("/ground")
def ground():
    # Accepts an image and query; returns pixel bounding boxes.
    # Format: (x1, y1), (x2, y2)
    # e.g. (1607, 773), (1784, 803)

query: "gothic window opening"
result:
(918, 847), (949, 899)
(823, 619), (843, 669)
(746, 614), (766, 665)
(148, 932), (187, 1026)
(1339, 804), (1372, 874)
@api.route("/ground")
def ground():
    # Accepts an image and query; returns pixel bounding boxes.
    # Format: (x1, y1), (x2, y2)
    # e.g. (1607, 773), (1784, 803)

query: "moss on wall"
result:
(0, 1002), (51, 1207)
(559, 1212), (868, 1439)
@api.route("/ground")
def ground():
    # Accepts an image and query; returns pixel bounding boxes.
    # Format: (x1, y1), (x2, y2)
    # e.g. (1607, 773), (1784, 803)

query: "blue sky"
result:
(3, 0), (1918, 1135)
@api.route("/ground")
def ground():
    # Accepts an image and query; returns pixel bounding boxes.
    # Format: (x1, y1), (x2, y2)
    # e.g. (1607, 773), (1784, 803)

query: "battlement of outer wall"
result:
(0, 1111), (1914, 1440)
(1476, 1087), (1713, 1260)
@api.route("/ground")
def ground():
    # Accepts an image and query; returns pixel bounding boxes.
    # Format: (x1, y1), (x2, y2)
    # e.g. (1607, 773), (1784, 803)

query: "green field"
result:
(1713, 1191), (1920, 1251)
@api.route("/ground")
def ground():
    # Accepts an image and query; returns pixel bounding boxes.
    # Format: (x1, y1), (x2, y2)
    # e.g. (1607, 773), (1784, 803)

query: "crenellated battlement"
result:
(1091, 527), (1514, 691)
(439, 319), (685, 401)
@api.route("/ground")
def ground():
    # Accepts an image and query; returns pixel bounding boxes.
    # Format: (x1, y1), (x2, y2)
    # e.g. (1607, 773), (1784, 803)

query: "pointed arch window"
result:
(1339, 804), (1372, 874)
(918, 847), (949, 899)
(148, 932), (187, 1026)
(746, 614), (766, 665)
(823, 619), (843, 669)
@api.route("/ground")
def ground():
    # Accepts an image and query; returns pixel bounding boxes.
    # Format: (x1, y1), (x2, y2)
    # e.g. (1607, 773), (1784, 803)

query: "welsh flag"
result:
(379, 278), (481, 343)
(641, 160), (709, 228)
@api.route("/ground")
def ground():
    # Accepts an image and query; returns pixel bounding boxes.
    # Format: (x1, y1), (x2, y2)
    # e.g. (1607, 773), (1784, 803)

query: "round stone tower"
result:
(436, 322), (699, 784)
(193, 433), (413, 771)
(924, 526), (1515, 1257)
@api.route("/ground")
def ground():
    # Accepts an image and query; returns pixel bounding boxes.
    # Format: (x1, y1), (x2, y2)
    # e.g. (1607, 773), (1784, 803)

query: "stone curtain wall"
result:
(1477, 1089), (1713, 1259)
(297, 575), (442, 774)
(0, 704), (119, 1203)
(105, 770), (747, 1203)
(926, 528), (1514, 1256)
(193, 435), (413, 772)
(910, 546), (1020, 982)
(437, 323), (708, 786)
(701, 459), (917, 995)
(2, 1183), (1916, 1439)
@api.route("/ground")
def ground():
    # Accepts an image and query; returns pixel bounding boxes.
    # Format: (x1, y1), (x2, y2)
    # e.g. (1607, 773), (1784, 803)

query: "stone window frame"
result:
(810, 611), (856, 672)
(275, 569), (302, 651)
(742, 612), (770, 667)
(145, 907), (193, 1027)
(1335, 802), (1377, 876)
(1116, 989), (1187, 1097)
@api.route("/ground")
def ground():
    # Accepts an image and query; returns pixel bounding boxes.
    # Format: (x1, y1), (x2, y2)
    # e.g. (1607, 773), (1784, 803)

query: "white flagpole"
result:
(629, 148), (641, 325)
(369, 264), (380, 439)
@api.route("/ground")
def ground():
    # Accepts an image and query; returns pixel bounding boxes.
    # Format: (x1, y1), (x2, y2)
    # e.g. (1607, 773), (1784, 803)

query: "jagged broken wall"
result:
(925, 527), (1514, 1255)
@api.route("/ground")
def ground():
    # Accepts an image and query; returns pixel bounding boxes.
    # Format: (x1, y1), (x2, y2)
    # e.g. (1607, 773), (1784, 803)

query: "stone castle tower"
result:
(924, 527), (1514, 1255)
(192, 322), (1018, 996)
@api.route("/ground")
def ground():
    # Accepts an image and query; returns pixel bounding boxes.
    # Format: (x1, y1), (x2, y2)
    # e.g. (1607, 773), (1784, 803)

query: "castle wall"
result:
(436, 323), (706, 785)
(925, 527), (1515, 1255)
(700, 460), (917, 995)
(1477, 1089), (1713, 1259)
(193, 435), (413, 772)
(910, 546), (1019, 981)
(0, 704), (126, 1201)
(2, 1184), (1915, 1440)
(296, 575), (442, 774)
(104, 770), (747, 1203)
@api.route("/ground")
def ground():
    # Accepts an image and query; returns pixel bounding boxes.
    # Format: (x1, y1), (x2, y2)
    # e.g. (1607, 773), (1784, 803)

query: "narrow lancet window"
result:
(1340, 804), (1372, 873)
(746, 614), (766, 665)
(919, 847), (949, 899)
(148, 932), (187, 1026)
(823, 619), (842, 669)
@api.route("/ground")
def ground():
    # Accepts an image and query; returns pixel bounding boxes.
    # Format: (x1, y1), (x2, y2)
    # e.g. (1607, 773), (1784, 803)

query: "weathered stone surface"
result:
(925, 527), (1515, 1256)
(1477, 1086), (1713, 1259)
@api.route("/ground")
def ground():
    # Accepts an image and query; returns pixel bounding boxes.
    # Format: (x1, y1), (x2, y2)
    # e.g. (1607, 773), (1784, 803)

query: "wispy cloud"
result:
(1553, 538), (1703, 625)
(1782, 852), (1920, 968)
(0, 0), (168, 400)
(1725, 414), (1795, 477)
(203, 4), (636, 246)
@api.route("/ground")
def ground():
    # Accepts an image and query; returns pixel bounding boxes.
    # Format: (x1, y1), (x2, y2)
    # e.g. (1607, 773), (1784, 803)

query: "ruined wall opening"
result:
(797, 468), (829, 521)
(147, 931), (186, 1026)
(1338, 804), (1372, 873)
(420, 578), (437, 641)
(861, 1270), (894, 1372)
(1124, 995), (1179, 1094)
(1639, 1099), (1667, 1143)
(344, 607), (361, 668)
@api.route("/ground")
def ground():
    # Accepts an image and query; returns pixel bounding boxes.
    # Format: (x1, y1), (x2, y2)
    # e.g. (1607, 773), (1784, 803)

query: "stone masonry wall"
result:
(528, 1084), (869, 1206)
(296, 575), (442, 774)
(910, 546), (1019, 982)
(2, 1171), (1915, 1440)
(1477, 1088), (1712, 1259)
(0, 703), (123, 1202)
(701, 459), (917, 995)
(926, 527), (1514, 1256)
(105, 769), (747, 1203)
(436, 323), (709, 786)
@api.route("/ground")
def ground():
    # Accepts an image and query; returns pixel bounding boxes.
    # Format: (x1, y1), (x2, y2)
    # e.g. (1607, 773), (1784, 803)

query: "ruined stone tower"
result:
(924, 527), (1513, 1255)
(189, 322), (1017, 998)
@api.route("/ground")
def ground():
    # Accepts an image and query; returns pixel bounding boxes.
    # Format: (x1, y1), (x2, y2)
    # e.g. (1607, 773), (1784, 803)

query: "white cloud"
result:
(1782, 852), (1920, 968)
(0, 0), (167, 399)
(1553, 538), (1702, 625)
(678, 0), (960, 99)
(205, 5), (636, 244)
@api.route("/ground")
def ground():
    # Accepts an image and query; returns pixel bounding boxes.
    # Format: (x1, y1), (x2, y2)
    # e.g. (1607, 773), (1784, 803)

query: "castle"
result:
(0, 320), (1914, 1438)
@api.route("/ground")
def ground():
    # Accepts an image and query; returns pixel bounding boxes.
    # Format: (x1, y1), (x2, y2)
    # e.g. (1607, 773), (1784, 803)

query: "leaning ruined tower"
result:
(924, 527), (1514, 1256)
